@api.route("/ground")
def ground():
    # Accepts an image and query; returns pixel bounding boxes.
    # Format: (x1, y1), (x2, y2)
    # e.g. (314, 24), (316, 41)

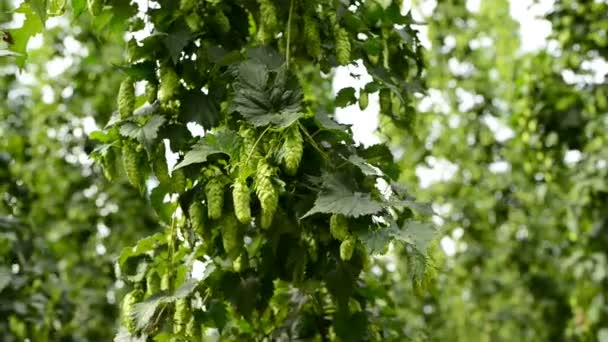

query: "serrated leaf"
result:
(174, 129), (240, 169)
(27, 0), (47, 23)
(393, 220), (437, 253)
(231, 60), (303, 127)
(346, 155), (383, 176)
(132, 278), (204, 330)
(302, 175), (384, 218)
(314, 111), (349, 132)
(162, 21), (193, 64)
(359, 226), (395, 254)
(117, 232), (166, 268)
(119, 115), (166, 151)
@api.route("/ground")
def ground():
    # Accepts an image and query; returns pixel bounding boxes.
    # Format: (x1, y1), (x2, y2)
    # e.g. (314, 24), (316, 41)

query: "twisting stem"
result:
(286, 0), (294, 67)
(298, 122), (329, 160)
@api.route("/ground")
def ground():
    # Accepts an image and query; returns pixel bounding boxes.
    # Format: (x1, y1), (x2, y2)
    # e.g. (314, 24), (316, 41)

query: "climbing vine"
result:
(5, 0), (432, 340)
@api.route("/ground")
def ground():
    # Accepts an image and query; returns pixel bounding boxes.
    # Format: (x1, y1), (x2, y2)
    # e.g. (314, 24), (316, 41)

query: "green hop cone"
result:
(87, 0), (103, 16)
(160, 273), (171, 291)
(330, 214), (349, 241)
(304, 15), (321, 59)
(152, 144), (170, 187)
(239, 125), (262, 170)
(255, 160), (278, 229)
(335, 27), (351, 65)
(232, 178), (252, 224)
(221, 213), (241, 255)
(122, 143), (146, 191)
(118, 77), (135, 119)
(379, 89), (391, 113)
(158, 64), (179, 105)
(185, 316), (200, 338)
(205, 177), (225, 220)
(145, 82), (157, 103)
(233, 252), (248, 272)
(188, 200), (209, 240)
(121, 288), (144, 333)
(281, 126), (303, 176)
(173, 298), (190, 335)
(101, 148), (119, 181)
(259, 0), (278, 41)
(359, 90), (369, 110)
(340, 238), (355, 261)
(145, 272), (161, 298)
(171, 168), (187, 193)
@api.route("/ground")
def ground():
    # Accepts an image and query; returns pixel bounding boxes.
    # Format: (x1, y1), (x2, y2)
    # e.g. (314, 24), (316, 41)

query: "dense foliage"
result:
(3, 0), (608, 341)
(3, 0), (434, 341)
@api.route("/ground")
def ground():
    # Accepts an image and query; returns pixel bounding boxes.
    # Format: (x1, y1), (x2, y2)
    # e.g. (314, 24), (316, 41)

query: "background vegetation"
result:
(1, 0), (607, 341)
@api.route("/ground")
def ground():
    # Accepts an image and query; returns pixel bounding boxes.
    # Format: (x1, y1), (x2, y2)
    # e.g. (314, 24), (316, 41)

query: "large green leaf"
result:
(173, 129), (241, 170)
(8, 3), (44, 68)
(119, 115), (166, 151)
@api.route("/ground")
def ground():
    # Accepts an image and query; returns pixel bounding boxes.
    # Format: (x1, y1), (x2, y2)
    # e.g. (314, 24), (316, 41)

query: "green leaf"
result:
(346, 155), (382, 177)
(162, 21), (193, 64)
(359, 226), (394, 254)
(302, 175), (384, 218)
(9, 3), (44, 68)
(174, 129), (241, 170)
(117, 232), (166, 269)
(180, 90), (219, 129)
(231, 60), (303, 127)
(119, 115), (166, 151)
(393, 220), (437, 253)
(132, 277), (205, 330)
(335, 87), (357, 107)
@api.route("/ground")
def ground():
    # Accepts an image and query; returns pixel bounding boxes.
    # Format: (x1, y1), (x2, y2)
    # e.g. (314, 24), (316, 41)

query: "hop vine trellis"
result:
(9, 0), (435, 340)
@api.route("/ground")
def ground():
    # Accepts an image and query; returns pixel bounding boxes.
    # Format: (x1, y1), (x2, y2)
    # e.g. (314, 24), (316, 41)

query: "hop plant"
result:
(304, 15), (321, 59)
(145, 272), (161, 298)
(160, 273), (171, 291)
(87, 0), (103, 16)
(259, 0), (278, 41)
(359, 89), (369, 110)
(335, 27), (351, 65)
(330, 214), (349, 241)
(255, 160), (279, 229)
(101, 148), (119, 181)
(185, 317), (200, 338)
(171, 168), (187, 193)
(233, 252), (248, 272)
(281, 126), (303, 176)
(122, 143), (146, 191)
(239, 125), (262, 170)
(379, 89), (391, 113)
(221, 213), (241, 255)
(121, 288), (144, 333)
(205, 177), (225, 220)
(158, 64), (179, 105)
(340, 238), (355, 261)
(232, 178), (252, 224)
(173, 298), (190, 335)
(188, 200), (209, 240)
(145, 82), (157, 103)
(213, 9), (231, 33)
(152, 144), (170, 187)
(118, 77), (135, 119)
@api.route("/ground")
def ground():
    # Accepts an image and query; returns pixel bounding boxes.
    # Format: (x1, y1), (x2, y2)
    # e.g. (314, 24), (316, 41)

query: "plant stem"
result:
(286, 0), (294, 67)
